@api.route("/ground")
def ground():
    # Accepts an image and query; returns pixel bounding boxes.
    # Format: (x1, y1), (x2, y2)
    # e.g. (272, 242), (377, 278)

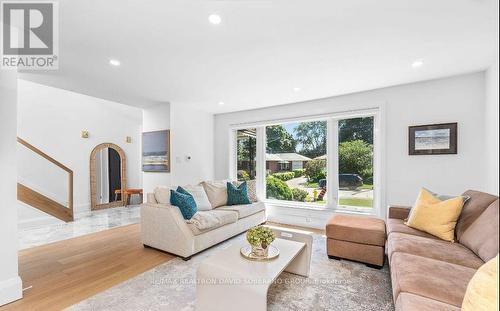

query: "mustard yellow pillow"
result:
(405, 188), (465, 241)
(462, 255), (499, 311)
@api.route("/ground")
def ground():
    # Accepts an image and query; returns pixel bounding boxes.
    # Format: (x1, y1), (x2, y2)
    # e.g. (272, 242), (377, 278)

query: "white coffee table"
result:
(196, 233), (312, 311)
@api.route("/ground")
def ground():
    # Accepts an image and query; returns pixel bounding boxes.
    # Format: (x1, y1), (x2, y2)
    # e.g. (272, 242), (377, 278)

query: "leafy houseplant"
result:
(246, 226), (276, 257)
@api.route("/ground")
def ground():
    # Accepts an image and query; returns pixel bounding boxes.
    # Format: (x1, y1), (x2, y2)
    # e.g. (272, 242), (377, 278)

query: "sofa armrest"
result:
(146, 193), (157, 204)
(388, 205), (412, 220)
(140, 203), (195, 257)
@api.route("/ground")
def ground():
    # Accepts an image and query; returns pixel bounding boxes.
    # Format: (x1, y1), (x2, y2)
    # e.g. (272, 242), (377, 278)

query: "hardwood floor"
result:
(2, 224), (173, 311)
(3, 221), (319, 310)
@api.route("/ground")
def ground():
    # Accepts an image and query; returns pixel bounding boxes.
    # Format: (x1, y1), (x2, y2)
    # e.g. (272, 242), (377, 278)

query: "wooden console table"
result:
(115, 189), (143, 206)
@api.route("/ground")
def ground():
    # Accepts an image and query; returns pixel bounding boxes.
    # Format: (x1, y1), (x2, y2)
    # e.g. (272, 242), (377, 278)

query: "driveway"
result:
(286, 176), (308, 188)
(286, 176), (315, 196)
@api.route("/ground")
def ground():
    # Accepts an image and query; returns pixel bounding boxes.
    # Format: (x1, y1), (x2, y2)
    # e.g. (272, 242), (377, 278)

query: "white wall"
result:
(0, 71), (23, 306)
(215, 72), (488, 224)
(485, 61), (499, 195)
(142, 103), (215, 193)
(142, 103), (171, 194)
(170, 104), (214, 186)
(17, 80), (142, 226)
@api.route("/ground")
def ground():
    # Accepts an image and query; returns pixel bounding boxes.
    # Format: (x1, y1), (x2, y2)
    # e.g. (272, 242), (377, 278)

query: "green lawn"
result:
(339, 197), (373, 208)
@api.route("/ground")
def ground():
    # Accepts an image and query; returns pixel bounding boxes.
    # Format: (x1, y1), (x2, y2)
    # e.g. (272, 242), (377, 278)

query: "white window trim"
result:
(229, 129), (237, 181)
(230, 106), (385, 218)
(327, 118), (339, 209)
(265, 199), (375, 215)
(256, 127), (266, 200)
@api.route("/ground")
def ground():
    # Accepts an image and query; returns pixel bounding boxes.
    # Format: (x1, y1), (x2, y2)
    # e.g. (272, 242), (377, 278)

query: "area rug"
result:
(67, 233), (394, 311)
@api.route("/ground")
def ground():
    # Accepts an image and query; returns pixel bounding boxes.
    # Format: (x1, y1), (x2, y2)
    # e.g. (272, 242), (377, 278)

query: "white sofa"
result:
(141, 191), (266, 260)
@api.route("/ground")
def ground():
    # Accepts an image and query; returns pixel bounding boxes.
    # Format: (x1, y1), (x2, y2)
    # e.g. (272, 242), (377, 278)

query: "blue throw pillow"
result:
(227, 182), (251, 206)
(176, 186), (192, 197)
(170, 188), (197, 220)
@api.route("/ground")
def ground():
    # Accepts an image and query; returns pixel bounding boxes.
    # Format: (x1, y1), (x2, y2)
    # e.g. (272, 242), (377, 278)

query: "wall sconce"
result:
(81, 130), (89, 138)
(126, 136), (132, 143)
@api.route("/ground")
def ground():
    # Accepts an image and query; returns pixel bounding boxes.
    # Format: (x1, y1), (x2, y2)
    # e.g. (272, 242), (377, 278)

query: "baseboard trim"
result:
(0, 276), (23, 306)
(18, 204), (92, 229)
(18, 214), (63, 229)
(18, 203), (139, 229)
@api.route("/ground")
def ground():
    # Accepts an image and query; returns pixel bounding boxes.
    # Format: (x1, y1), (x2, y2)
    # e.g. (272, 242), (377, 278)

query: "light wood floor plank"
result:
(1, 224), (173, 311)
(2, 222), (319, 310)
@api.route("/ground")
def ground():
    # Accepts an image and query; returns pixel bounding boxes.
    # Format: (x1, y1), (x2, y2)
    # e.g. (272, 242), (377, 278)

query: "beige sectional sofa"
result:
(387, 190), (499, 310)
(141, 190), (266, 260)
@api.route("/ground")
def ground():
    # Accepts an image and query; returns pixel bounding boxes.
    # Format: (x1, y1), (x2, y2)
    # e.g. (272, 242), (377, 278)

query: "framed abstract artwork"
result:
(409, 123), (457, 155)
(142, 130), (170, 172)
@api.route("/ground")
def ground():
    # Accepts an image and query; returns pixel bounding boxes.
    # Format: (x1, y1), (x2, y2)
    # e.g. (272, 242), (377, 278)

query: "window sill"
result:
(264, 199), (375, 216)
(264, 200), (331, 211)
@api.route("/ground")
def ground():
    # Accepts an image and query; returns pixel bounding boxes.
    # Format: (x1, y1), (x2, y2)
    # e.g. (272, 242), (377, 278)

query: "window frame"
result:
(229, 107), (383, 217)
(234, 128), (258, 181)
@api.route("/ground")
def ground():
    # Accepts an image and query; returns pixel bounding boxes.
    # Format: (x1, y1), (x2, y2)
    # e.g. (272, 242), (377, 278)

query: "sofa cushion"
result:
(226, 182), (251, 205)
(326, 215), (386, 246)
(154, 186), (172, 204)
(181, 185), (212, 211)
(218, 201), (265, 219)
(209, 210), (239, 225)
(170, 189), (197, 220)
(200, 180), (228, 208)
(391, 252), (476, 307)
(456, 190), (498, 240)
(187, 210), (238, 235)
(405, 188), (465, 242)
(233, 180), (258, 202)
(395, 293), (460, 311)
(459, 199), (499, 262)
(387, 218), (437, 239)
(388, 205), (412, 220)
(387, 232), (484, 269)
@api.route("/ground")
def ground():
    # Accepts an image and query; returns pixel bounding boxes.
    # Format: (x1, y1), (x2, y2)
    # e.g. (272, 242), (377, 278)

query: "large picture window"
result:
(232, 110), (379, 214)
(265, 121), (327, 205)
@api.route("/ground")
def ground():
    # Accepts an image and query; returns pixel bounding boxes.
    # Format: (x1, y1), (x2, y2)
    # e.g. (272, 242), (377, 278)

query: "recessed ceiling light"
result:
(293, 87), (301, 92)
(411, 59), (424, 68)
(218, 101), (225, 106)
(208, 14), (222, 25)
(109, 59), (121, 66)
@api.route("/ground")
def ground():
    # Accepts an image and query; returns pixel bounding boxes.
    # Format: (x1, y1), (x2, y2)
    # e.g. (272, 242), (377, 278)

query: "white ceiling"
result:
(20, 0), (499, 113)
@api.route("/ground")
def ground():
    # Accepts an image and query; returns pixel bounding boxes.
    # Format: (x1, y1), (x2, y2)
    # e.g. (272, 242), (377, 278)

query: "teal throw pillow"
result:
(227, 182), (251, 206)
(170, 188), (197, 220)
(176, 186), (192, 197)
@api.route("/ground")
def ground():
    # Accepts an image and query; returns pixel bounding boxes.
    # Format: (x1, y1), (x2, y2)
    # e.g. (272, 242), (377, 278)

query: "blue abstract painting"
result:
(142, 130), (170, 172)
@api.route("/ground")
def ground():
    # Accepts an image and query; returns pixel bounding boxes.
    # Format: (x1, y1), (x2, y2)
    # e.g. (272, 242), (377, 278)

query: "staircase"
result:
(17, 137), (74, 222)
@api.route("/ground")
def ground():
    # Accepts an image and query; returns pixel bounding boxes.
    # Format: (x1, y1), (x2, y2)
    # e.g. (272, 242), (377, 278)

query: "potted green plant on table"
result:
(246, 226), (276, 257)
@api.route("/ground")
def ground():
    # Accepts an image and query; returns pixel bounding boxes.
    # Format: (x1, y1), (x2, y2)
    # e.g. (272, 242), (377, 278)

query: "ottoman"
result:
(326, 215), (386, 268)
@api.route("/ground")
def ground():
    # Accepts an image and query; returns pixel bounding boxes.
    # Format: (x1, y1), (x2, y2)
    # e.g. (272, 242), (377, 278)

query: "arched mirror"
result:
(90, 143), (126, 210)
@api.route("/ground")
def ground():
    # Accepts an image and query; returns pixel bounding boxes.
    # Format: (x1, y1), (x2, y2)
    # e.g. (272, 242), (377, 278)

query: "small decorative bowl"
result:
(240, 244), (279, 261)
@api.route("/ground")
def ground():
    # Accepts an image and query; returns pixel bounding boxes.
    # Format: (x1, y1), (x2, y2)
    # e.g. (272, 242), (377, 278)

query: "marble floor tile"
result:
(18, 205), (141, 250)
